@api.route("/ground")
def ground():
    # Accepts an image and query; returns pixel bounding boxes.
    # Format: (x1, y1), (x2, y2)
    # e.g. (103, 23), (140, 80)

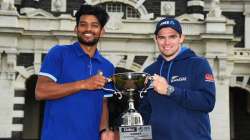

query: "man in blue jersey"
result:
(35, 4), (114, 140)
(139, 18), (216, 140)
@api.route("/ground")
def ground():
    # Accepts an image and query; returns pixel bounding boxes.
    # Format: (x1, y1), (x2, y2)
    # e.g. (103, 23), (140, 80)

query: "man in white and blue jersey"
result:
(35, 4), (114, 140)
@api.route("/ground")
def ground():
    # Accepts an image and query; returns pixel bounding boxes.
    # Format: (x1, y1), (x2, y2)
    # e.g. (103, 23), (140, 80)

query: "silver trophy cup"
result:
(104, 72), (152, 140)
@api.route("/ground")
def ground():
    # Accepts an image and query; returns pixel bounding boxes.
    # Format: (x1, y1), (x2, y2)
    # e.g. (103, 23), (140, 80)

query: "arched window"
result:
(98, 2), (140, 19)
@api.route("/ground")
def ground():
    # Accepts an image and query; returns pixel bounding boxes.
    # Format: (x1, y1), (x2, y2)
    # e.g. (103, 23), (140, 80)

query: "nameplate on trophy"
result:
(119, 125), (152, 140)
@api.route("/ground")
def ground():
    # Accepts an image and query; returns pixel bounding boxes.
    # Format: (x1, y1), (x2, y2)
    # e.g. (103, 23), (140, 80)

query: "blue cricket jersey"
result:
(39, 42), (114, 140)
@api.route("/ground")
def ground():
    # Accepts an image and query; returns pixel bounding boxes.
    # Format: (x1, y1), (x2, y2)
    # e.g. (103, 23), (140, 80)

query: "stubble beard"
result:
(77, 35), (100, 47)
(161, 47), (180, 60)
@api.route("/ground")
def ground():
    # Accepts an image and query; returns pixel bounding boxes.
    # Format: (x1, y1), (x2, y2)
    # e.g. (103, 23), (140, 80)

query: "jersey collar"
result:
(73, 41), (103, 62)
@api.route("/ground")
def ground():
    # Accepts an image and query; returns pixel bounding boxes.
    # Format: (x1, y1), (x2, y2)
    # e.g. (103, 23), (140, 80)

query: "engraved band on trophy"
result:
(103, 72), (153, 140)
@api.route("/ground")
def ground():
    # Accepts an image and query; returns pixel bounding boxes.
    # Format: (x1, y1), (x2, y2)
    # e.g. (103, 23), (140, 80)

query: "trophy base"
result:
(119, 125), (152, 140)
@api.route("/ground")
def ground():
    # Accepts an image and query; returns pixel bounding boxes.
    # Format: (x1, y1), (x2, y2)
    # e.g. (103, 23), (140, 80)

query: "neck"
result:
(80, 44), (97, 58)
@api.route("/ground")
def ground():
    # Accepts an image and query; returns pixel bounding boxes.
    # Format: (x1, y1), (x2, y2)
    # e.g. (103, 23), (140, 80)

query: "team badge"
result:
(205, 73), (214, 82)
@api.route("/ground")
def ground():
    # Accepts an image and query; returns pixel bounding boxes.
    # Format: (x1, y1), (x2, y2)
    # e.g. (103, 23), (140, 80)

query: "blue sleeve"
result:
(103, 63), (115, 98)
(170, 59), (216, 112)
(39, 45), (62, 82)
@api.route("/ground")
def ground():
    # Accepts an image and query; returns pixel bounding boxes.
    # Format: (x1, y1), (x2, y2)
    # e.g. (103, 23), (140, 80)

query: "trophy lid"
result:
(112, 72), (149, 92)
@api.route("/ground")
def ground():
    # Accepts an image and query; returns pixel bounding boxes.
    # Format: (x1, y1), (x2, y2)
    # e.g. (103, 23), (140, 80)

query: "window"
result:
(126, 5), (140, 19)
(236, 76), (244, 82)
(133, 56), (148, 65)
(16, 53), (34, 68)
(106, 3), (122, 12)
(99, 2), (140, 19)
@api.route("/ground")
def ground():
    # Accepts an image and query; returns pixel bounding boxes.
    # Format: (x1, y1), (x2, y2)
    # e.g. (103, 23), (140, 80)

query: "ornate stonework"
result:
(106, 12), (124, 30)
(207, 0), (222, 18)
(161, 1), (175, 16)
(51, 0), (66, 12)
(0, 0), (16, 11)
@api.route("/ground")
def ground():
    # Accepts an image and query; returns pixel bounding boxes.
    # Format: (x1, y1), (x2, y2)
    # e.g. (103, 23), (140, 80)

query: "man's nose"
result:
(86, 25), (92, 31)
(84, 25), (92, 31)
(164, 38), (171, 44)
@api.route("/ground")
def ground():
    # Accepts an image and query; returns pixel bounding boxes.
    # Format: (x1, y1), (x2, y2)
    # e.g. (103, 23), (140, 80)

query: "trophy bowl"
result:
(104, 72), (153, 139)
(109, 72), (151, 126)
(112, 72), (150, 93)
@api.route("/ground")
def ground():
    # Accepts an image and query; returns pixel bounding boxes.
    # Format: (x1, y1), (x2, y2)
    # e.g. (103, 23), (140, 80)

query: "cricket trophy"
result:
(105, 72), (153, 140)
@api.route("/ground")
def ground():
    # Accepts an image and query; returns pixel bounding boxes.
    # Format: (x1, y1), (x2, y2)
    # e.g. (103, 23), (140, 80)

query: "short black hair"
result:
(75, 4), (109, 28)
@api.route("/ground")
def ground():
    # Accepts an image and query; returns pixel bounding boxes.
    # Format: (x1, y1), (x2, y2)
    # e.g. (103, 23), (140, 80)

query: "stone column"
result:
(0, 6), (20, 139)
(187, 0), (205, 20)
(244, 4), (250, 48)
(0, 49), (18, 138)
(204, 3), (235, 139)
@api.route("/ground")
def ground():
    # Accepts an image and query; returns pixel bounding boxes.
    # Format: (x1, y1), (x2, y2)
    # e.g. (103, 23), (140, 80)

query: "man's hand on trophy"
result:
(152, 74), (169, 95)
(80, 74), (107, 90)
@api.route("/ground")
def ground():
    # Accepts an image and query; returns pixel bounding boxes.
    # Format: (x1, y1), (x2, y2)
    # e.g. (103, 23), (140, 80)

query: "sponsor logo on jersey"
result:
(171, 76), (187, 83)
(205, 73), (214, 82)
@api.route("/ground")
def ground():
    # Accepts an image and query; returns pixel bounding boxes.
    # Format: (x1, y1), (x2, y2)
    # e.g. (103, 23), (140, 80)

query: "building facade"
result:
(0, 0), (250, 140)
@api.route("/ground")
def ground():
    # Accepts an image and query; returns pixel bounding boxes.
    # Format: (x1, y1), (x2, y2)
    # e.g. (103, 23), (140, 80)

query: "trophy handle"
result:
(97, 70), (124, 99)
(102, 77), (123, 99)
(105, 77), (112, 83)
(139, 75), (154, 98)
(116, 92), (123, 100)
(102, 87), (123, 99)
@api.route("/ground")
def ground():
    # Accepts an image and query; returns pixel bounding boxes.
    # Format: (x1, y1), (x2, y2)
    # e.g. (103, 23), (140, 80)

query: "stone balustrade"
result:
(233, 48), (250, 61)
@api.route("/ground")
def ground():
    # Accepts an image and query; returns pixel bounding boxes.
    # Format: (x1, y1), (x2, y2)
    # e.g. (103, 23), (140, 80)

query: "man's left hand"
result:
(101, 130), (114, 140)
(152, 74), (169, 95)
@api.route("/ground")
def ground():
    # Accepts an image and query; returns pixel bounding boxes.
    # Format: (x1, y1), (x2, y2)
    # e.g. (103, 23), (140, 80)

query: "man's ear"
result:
(74, 26), (77, 33)
(100, 28), (105, 36)
(153, 35), (159, 47)
(153, 35), (157, 43)
(180, 35), (185, 43)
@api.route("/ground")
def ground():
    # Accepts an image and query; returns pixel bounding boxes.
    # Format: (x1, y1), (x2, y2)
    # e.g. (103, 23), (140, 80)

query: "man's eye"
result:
(169, 35), (177, 39)
(157, 36), (165, 39)
(79, 24), (86, 27)
(92, 24), (100, 28)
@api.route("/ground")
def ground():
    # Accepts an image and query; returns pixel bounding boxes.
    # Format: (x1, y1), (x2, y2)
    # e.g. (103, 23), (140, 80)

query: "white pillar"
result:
(211, 80), (231, 140)
(0, 50), (17, 138)
(244, 4), (250, 48)
(0, 80), (13, 138)
(0, 10), (19, 138)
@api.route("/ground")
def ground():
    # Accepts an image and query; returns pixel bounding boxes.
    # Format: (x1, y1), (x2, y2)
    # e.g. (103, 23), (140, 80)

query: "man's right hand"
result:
(80, 74), (107, 90)
(36, 74), (108, 100)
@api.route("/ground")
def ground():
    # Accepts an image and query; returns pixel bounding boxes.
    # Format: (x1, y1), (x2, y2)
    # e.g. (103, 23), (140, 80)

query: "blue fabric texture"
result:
(139, 47), (216, 140)
(39, 42), (114, 140)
